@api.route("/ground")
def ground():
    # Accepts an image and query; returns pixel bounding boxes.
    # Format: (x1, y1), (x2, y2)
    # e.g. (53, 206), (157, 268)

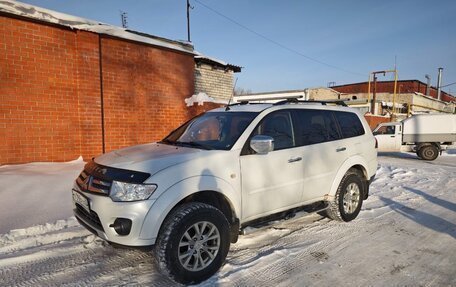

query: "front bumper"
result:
(73, 188), (157, 246)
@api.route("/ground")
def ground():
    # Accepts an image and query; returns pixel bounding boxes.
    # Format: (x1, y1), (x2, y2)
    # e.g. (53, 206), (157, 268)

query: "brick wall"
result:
(101, 37), (194, 152)
(0, 17), (81, 163)
(195, 63), (234, 100)
(0, 15), (196, 164)
(364, 115), (391, 130)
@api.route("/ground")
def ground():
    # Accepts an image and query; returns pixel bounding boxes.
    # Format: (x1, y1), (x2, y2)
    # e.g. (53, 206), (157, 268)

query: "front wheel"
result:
(154, 202), (230, 284)
(325, 169), (364, 222)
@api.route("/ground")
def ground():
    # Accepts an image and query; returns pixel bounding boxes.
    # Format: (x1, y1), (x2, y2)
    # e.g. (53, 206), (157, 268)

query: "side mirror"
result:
(250, 135), (274, 154)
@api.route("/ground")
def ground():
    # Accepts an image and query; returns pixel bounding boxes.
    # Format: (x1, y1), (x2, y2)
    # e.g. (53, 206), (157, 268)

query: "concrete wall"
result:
(195, 62), (234, 100)
(340, 93), (455, 114)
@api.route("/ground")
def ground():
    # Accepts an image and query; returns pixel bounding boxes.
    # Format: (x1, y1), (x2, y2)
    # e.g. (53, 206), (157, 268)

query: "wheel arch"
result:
(328, 156), (370, 199)
(139, 176), (240, 244)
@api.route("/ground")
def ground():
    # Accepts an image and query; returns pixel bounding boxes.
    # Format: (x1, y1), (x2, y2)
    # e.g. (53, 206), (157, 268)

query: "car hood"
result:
(94, 143), (203, 177)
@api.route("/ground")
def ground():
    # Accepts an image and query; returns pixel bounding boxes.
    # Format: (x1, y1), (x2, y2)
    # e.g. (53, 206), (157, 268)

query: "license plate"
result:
(72, 190), (90, 213)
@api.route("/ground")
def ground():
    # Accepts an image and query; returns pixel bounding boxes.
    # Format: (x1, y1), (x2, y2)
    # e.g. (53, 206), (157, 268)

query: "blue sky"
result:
(21, 0), (456, 94)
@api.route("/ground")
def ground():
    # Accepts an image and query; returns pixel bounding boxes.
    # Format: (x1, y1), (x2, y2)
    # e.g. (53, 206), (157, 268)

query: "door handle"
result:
(288, 157), (302, 163)
(336, 147), (346, 152)
(390, 135), (395, 138)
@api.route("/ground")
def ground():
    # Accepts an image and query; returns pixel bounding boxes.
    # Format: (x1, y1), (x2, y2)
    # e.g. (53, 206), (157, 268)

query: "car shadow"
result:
(378, 196), (456, 239)
(403, 186), (456, 213)
(378, 152), (418, 160)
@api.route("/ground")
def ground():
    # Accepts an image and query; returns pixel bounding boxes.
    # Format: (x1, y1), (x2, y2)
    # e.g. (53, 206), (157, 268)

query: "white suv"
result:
(72, 100), (377, 284)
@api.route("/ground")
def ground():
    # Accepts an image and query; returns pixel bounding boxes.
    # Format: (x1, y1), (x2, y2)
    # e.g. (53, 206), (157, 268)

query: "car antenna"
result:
(225, 77), (238, 111)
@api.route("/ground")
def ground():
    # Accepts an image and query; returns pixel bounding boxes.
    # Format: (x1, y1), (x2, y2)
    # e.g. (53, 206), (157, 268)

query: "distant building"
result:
(332, 80), (456, 116)
(332, 80), (454, 103)
(234, 87), (369, 112)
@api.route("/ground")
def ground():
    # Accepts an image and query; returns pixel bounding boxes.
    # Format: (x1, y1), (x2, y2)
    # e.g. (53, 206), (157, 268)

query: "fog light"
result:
(109, 218), (132, 236)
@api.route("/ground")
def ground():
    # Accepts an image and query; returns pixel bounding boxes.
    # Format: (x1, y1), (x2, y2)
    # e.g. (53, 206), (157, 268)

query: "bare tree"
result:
(234, 87), (252, 97)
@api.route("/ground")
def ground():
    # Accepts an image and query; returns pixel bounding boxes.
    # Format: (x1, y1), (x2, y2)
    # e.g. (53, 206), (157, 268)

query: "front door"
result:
(240, 111), (304, 221)
(374, 124), (400, 152)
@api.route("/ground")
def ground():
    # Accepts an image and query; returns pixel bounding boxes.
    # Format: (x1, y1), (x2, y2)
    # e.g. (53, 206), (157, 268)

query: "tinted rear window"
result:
(334, 111), (365, 138)
(292, 109), (341, 146)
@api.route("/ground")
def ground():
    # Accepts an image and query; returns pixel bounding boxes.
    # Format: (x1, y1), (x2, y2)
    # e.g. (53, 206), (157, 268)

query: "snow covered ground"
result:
(0, 152), (455, 286)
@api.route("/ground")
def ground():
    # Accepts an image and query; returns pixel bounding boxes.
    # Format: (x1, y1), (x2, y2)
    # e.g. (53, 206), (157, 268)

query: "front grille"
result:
(76, 170), (111, 196)
(74, 204), (104, 232)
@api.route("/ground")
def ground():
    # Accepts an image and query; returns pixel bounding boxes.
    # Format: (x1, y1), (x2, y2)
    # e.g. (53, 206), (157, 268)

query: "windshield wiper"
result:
(159, 139), (176, 145)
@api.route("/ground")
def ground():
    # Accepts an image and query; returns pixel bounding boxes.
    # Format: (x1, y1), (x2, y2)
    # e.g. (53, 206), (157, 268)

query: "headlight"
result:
(110, 181), (157, 202)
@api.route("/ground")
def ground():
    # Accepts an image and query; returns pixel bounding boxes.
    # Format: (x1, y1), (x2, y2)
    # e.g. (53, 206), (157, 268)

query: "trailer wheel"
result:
(419, 145), (439, 161)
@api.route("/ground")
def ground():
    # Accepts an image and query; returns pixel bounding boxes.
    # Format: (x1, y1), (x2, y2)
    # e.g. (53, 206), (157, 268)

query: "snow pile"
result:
(185, 92), (216, 106)
(0, 154), (455, 286)
(0, 157), (85, 234)
(381, 101), (405, 108)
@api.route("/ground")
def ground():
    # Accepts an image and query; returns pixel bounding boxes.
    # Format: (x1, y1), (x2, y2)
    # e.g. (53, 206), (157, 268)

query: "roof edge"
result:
(0, 0), (194, 54)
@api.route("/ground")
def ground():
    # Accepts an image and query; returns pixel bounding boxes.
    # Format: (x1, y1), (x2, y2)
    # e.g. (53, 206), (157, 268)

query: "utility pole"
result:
(186, 0), (193, 42)
(372, 75), (377, 114)
(367, 70), (397, 115)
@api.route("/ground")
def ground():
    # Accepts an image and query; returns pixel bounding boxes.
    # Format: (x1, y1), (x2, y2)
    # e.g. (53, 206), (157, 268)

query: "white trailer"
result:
(373, 114), (456, 160)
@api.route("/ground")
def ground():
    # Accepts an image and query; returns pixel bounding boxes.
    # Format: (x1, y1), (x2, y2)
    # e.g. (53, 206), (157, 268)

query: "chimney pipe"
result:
(425, 74), (431, 96)
(437, 68), (443, 100)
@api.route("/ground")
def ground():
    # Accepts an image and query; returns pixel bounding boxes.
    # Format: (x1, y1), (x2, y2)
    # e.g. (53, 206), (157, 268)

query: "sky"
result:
(19, 0), (456, 94)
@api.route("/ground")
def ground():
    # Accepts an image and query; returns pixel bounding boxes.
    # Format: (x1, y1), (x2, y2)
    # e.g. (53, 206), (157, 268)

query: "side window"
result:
(334, 111), (365, 138)
(292, 109), (341, 146)
(375, 125), (395, 135)
(254, 111), (295, 150)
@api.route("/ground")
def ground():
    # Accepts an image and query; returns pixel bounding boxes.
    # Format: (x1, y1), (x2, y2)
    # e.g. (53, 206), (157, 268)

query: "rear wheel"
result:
(419, 145), (439, 161)
(154, 202), (230, 284)
(326, 169), (364, 222)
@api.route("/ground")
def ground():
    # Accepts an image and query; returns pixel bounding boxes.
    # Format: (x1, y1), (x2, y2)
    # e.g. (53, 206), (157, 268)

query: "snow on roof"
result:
(194, 51), (242, 72)
(0, 0), (193, 54)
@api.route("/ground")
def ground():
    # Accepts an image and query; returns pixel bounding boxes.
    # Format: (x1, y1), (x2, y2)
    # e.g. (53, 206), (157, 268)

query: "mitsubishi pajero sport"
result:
(72, 100), (377, 284)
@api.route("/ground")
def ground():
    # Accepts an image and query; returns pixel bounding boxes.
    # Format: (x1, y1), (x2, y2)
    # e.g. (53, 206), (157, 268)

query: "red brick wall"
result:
(76, 31), (103, 160)
(0, 15), (196, 164)
(0, 17), (81, 163)
(101, 38), (194, 152)
(364, 115), (391, 130)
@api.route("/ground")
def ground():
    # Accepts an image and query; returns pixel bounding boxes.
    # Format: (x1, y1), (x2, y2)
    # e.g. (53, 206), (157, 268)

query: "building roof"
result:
(194, 52), (242, 72)
(0, 0), (194, 54)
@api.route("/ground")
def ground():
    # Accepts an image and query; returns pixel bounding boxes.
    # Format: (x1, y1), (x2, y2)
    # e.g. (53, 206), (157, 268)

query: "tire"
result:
(419, 145), (439, 161)
(325, 169), (364, 222)
(154, 202), (230, 284)
(416, 151), (422, 159)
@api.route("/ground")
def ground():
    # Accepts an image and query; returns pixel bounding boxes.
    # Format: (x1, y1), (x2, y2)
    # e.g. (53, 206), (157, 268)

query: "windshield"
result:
(162, 112), (258, 150)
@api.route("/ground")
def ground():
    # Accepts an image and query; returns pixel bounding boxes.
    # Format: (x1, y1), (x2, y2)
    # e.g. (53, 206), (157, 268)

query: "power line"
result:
(192, 0), (364, 77)
(441, 81), (456, 88)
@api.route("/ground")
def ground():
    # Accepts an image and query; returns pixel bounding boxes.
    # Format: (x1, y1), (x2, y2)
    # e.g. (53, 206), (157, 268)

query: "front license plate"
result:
(72, 190), (90, 213)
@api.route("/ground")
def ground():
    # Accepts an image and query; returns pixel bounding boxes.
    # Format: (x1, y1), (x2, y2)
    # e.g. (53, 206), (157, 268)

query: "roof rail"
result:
(273, 98), (348, 107)
(227, 96), (304, 107)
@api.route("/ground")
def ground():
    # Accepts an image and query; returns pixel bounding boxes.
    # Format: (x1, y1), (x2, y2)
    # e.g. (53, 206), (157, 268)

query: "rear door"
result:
(292, 109), (347, 201)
